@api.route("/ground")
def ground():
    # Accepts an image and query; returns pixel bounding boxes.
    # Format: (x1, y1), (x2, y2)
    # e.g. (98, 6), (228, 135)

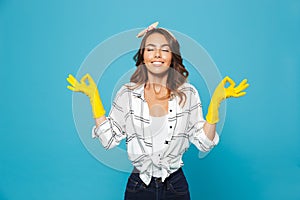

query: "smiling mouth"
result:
(151, 61), (164, 66)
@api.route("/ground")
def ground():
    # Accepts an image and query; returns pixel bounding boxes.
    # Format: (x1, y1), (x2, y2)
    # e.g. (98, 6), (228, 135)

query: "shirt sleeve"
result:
(186, 85), (219, 152)
(92, 85), (128, 150)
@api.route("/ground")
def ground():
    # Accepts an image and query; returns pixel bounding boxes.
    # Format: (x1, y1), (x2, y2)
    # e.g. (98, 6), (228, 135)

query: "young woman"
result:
(67, 22), (249, 200)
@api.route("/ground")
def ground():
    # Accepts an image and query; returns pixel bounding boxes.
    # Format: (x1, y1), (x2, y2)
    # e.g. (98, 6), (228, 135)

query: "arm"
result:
(203, 122), (216, 141)
(188, 77), (249, 152)
(206, 76), (249, 125)
(187, 86), (219, 152)
(92, 86), (127, 149)
(66, 74), (113, 127)
(67, 73), (126, 149)
(95, 115), (107, 127)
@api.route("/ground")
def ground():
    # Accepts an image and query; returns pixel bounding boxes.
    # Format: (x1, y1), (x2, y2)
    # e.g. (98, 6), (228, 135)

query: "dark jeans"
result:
(124, 168), (190, 200)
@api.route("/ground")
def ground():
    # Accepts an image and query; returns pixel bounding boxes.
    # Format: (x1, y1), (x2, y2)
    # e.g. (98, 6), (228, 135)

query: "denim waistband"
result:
(132, 167), (183, 184)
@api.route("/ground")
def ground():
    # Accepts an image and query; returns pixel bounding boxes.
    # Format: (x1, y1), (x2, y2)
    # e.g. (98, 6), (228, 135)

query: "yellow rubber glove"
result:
(66, 73), (106, 118)
(206, 76), (249, 124)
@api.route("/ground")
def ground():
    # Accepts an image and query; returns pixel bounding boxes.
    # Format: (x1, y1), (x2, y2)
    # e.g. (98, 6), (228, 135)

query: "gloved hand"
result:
(66, 73), (106, 118)
(206, 76), (249, 124)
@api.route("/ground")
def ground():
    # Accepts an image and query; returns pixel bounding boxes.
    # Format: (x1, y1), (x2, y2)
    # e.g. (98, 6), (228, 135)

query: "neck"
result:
(145, 74), (169, 97)
(146, 71), (168, 87)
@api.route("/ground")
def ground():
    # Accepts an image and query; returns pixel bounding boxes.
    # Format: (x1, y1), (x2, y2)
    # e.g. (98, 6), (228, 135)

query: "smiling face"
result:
(143, 33), (172, 78)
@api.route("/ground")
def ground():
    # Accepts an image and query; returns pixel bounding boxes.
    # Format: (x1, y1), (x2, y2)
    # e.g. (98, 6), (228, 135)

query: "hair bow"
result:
(136, 22), (159, 38)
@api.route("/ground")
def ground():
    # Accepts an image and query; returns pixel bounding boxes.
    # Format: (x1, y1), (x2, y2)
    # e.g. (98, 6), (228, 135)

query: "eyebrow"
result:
(145, 44), (170, 48)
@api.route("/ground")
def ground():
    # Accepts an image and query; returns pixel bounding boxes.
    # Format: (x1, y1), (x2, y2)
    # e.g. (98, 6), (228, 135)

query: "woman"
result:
(66, 22), (249, 200)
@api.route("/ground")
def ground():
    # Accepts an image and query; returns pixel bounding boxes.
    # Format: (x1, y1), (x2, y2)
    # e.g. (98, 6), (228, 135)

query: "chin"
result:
(148, 68), (169, 77)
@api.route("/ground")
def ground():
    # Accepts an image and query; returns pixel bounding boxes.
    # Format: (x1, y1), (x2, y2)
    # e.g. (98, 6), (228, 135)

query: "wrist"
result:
(91, 92), (106, 118)
(206, 102), (219, 124)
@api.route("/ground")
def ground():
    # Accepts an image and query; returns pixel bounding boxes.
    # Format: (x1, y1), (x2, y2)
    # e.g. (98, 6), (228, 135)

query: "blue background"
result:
(1, 0), (299, 199)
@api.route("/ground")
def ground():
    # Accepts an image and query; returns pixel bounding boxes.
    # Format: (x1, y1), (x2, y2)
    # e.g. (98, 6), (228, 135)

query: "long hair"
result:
(128, 28), (189, 107)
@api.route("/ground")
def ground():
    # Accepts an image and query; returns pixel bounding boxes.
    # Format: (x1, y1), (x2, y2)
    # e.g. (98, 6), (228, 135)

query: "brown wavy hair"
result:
(127, 28), (189, 107)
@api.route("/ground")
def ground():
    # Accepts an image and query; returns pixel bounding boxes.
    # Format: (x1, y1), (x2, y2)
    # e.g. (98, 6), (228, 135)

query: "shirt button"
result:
(169, 109), (172, 112)
(169, 126), (172, 128)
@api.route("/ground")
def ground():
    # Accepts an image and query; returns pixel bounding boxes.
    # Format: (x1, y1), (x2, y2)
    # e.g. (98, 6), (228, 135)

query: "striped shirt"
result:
(92, 82), (219, 185)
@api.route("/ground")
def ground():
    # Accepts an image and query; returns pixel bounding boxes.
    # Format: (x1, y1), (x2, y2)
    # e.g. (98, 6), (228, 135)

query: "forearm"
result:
(93, 115), (125, 150)
(95, 115), (107, 127)
(203, 121), (216, 141)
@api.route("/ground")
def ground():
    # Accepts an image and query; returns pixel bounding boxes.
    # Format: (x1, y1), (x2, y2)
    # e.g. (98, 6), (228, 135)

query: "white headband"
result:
(136, 21), (177, 40)
(136, 22), (159, 38)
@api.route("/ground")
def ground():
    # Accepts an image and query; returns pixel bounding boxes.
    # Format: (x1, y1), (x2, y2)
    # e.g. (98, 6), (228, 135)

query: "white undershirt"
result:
(149, 115), (168, 177)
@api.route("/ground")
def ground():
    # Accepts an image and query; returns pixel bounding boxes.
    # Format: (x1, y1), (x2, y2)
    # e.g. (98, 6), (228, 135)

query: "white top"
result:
(150, 115), (168, 177)
(92, 82), (219, 185)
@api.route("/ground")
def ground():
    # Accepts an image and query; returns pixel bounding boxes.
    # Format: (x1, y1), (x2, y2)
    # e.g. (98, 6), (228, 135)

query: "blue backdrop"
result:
(1, 0), (299, 199)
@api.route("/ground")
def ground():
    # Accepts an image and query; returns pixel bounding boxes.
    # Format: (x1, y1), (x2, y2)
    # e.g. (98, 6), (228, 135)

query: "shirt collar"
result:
(132, 82), (176, 102)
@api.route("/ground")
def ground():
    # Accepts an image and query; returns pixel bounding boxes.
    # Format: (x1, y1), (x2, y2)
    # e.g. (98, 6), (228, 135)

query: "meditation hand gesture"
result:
(66, 73), (106, 118)
(206, 76), (249, 124)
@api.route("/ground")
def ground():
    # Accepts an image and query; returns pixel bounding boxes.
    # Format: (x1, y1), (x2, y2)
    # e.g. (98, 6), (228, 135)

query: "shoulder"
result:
(178, 82), (199, 96)
(115, 82), (140, 96)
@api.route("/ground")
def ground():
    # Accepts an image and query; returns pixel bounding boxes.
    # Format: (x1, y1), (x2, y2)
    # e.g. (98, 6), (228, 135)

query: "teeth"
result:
(153, 61), (162, 65)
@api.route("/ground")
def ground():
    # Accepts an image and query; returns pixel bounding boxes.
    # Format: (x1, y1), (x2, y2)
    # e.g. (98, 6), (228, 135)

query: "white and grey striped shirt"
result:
(92, 82), (219, 185)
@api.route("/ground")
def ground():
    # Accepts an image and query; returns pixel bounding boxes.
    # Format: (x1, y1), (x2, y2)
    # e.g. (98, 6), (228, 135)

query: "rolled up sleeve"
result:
(92, 86), (128, 149)
(186, 86), (219, 152)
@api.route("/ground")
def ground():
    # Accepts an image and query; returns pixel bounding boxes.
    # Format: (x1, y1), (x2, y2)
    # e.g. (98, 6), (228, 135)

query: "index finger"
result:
(80, 73), (94, 84)
(223, 76), (236, 87)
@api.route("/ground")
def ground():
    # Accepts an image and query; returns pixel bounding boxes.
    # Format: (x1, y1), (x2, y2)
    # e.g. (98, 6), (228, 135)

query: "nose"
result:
(154, 49), (161, 58)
